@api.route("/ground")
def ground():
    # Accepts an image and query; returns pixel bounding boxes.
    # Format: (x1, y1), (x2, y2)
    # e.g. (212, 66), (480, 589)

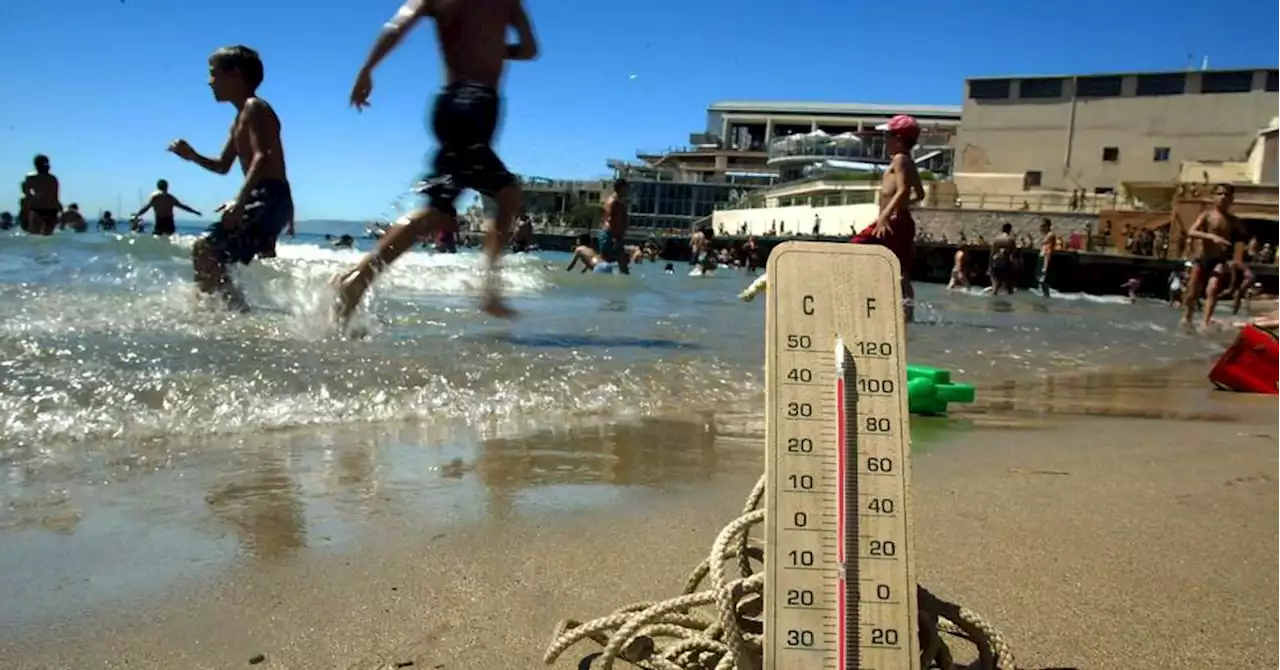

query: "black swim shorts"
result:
(154, 216), (176, 236)
(415, 82), (515, 215)
(201, 179), (293, 266)
(30, 208), (58, 235)
(1195, 256), (1226, 277)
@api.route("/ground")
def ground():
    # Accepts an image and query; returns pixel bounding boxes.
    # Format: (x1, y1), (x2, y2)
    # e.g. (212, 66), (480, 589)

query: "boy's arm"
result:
(176, 135), (237, 175)
(566, 249), (579, 271)
(361, 0), (432, 75)
(506, 1), (538, 60)
(904, 160), (925, 203)
(133, 194), (155, 218)
(230, 101), (274, 213)
(53, 177), (62, 212)
(1185, 212), (1223, 243)
(175, 200), (203, 216)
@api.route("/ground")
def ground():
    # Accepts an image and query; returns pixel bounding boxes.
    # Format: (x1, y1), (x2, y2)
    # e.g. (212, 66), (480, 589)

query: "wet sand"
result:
(1, 372), (1276, 669)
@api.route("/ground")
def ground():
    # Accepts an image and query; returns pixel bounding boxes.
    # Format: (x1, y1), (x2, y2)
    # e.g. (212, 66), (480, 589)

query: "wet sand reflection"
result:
(970, 364), (1257, 422)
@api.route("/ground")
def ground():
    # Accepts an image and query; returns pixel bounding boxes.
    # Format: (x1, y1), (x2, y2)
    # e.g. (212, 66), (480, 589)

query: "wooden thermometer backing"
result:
(763, 242), (919, 670)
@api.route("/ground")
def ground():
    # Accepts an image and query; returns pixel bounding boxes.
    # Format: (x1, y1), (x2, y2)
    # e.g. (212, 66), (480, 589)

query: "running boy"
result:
(331, 0), (538, 326)
(167, 45), (294, 311)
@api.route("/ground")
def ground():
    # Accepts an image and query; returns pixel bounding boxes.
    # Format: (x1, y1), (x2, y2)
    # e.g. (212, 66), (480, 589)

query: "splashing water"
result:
(0, 227), (1221, 466)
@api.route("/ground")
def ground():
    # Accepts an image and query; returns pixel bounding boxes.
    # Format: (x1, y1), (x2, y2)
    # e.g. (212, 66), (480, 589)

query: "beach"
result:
(0, 229), (1276, 668)
(1, 383), (1274, 669)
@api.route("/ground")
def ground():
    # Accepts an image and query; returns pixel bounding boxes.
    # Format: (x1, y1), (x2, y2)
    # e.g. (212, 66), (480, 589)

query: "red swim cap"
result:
(875, 114), (920, 141)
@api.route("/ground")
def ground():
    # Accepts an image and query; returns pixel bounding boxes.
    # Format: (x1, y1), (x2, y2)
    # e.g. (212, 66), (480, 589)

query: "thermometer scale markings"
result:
(835, 339), (857, 670)
(764, 242), (919, 670)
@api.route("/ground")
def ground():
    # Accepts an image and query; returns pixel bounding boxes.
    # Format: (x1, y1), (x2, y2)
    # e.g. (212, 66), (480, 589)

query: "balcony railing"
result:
(519, 177), (610, 191)
(768, 132), (954, 164)
(636, 144), (767, 157)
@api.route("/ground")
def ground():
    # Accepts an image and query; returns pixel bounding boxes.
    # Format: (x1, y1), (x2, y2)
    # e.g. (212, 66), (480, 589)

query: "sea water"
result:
(0, 225), (1228, 625)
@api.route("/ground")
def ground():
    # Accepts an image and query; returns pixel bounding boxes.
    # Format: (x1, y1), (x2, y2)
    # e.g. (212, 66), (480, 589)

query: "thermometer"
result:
(762, 242), (919, 670)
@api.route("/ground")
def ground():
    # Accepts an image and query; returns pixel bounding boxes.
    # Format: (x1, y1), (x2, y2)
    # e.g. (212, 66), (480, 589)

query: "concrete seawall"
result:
(713, 205), (1101, 242)
(518, 229), (1276, 299)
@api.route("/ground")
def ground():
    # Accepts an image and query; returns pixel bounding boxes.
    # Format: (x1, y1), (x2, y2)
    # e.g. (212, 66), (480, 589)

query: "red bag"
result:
(1208, 324), (1279, 394)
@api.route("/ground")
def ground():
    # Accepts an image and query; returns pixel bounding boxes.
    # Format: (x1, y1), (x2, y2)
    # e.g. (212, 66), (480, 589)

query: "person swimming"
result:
(326, 234), (355, 249)
(566, 234), (615, 274)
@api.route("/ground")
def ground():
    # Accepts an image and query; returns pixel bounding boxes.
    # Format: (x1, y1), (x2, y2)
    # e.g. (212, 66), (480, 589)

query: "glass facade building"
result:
(614, 168), (776, 231)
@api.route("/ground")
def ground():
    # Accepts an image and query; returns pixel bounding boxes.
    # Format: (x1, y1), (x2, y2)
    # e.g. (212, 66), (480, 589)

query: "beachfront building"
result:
(519, 177), (611, 227)
(619, 100), (961, 231)
(952, 67), (1279, 202)
(637, 101), (963, 183)
(609, 160), (777, 232)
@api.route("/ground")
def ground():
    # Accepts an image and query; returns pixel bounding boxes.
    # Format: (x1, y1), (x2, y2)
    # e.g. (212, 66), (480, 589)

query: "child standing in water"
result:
(167, 45), (294, 311)
(330, 0), (539, 327)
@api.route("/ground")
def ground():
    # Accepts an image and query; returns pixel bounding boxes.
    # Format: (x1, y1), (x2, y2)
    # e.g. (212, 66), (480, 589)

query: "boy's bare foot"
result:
(480, 292), (518, 319)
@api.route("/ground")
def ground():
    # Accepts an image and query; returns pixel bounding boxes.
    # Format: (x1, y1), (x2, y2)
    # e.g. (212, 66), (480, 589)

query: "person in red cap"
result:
(852, 114), (926, 322)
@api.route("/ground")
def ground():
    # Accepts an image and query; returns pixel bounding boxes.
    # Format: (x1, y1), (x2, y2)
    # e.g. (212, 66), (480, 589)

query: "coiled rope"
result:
(543, 475), (1017, 670)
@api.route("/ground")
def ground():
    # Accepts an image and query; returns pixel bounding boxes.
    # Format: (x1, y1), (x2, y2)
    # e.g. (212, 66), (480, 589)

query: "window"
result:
(1019, 78), (1064, 99)
(1135, 73), (1186, 96)
(1075, 76), (1123, 98)
(1024, 171), (1042, 189)
(968, 79), (1012, 100)
(1266, 70), (1278, 92)
(1200, 70), (1254, 94)
(1094, 187), (1115, 195)
(1102, 147), (1119, 162)
(1152, 147), (1170, 162)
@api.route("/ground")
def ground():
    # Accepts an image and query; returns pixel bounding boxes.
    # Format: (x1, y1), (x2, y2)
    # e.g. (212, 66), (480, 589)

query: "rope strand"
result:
(543, 475), (1016, 670)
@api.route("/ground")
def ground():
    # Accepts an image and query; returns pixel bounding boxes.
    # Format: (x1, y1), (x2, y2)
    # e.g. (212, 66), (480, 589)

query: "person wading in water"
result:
(850, 114), (926, 322)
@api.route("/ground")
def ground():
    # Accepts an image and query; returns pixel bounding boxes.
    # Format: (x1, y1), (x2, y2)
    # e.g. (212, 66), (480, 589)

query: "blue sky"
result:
(1, 0), (1276, 222)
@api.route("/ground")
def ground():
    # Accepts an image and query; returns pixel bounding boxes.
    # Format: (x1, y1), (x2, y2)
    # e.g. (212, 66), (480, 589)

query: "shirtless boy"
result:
(691, 227), (718, 273)
(566, 234), (615, 274)
(850, 115), (925, 321)
(988, 223), (1018, 295)
(689, 227), (708, 268)
(20, 154), (61, 235)
(599, 178), (630, 274)
(168, 45), (294, 311)
(1181, 184), (1247, 330)
(1036, 217), (1057, 297)
(133, 179), (203, 236)
(946, 248), (969, 290)
(331, 0), (538, 326)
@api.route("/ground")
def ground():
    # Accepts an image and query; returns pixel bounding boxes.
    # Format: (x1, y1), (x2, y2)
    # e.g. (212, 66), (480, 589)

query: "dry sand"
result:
(0, 386), (1275, 669)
